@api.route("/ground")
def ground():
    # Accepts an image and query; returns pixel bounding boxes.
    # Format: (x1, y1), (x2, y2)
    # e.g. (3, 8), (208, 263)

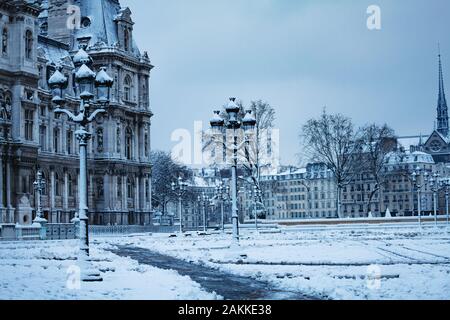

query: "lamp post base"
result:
(78, 257), (103, 282)
(81, 271), (103, 282)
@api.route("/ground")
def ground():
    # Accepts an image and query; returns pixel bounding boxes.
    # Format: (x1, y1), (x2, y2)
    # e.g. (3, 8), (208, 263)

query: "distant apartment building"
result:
(341, 151), (441, 218)
(239, 163), (338, 221)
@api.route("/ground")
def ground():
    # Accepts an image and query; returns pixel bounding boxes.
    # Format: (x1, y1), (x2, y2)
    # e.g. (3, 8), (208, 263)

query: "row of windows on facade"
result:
(25, 173), (150, 201)
(1, 27), (33, 59)
(275, 211), (336, 219)
(24, 110), (150, 158)
(276, 201), (335, 210)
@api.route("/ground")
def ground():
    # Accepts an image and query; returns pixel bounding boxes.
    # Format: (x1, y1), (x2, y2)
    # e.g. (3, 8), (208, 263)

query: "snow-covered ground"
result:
(0, 239), (218, 300)
(99, 225), (450, 300)
(1, 224), (449, 300)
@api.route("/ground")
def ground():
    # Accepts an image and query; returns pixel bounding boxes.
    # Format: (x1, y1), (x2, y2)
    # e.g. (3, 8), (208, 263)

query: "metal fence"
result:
(46, 224), (76, 240)
(89, 225), (177, 236)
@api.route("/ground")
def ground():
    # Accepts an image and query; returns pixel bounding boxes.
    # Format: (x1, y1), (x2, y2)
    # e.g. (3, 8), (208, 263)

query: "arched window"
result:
(53, 129), (59, 153)
(123, 75), (132, 101)
(67, 130), (73, 154)
(144, 130), (149, 157)
(25, 30), (33, 59)
(2, 28), (8, 54)
(117, 178), (122, 198)
(124, 28), (130, 51)
(41, 173), (48, 196)
(145, 179), (150, 200)
(55, 173), (61, 197)
(68, 174), (73, 197)
(127, 177), (133, 199)
(125, 127), (133, 160)
(116, 127), (121, 153)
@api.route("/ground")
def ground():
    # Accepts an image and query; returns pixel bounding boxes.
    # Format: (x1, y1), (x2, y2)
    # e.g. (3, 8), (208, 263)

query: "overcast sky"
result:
(121, 0), (450, 166)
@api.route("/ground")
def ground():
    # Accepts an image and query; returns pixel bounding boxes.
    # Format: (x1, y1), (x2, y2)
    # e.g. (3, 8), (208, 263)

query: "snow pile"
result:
(0, 240), (217, 300)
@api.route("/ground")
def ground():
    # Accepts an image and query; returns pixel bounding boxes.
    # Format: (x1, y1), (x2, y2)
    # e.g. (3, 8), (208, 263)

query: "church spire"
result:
(437, 45), (449, 137)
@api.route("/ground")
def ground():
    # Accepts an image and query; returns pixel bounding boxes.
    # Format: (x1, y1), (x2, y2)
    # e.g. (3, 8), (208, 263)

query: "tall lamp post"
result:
(210, 98), (256, 245)
(198, 193), (210, 233)
(428, 173), (440, 227)
(441, 179), (450, 229)
(252, 185), (262, 232)
(411, 167), (425, 228)
(48, 47), (113, 282)
(33, 171), (47, 239)
(172, 176), (188, 234)
(215, 181), (230, 232)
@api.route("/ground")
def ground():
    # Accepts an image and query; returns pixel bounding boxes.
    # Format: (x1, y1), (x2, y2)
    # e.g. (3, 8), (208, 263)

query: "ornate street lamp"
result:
(214, 181), (230, 232)
(33, 171), (47, 240)
(198, 193), (210, 233)
(252, 185), (262, 232)
(172, 176), (188, 234)
(411, 167), (423, 228)
(210, 98), (256, 246)
(48, 66), (68, 106)
(95, 67), (114, 104)
(48, 47), (114, 282)
(442, 179), (450, 230)
(428, 173), (440, 227)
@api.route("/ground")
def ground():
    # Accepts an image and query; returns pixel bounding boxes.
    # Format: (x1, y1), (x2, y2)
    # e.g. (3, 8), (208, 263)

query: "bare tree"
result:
(360, 124), (397, 214)
(301, 110), (362, 218)
(150, 150), (193, 215)
(246, 101), (276, 178)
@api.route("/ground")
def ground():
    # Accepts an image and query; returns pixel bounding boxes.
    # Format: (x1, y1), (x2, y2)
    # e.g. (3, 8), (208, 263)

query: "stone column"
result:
(135, 175), (140, 211)
(138, 124), (144, 161)
(145, 124), (152, 161)
(111, 175), (117, 210)
(33, 107), (39, 144)
(122, 175), (127, 211)
(63, 171), (69, 211)
(141, 176), (147, 211)
(49, 113), (54, 152)
(6, 156), (13, 223)
(50, 170), (56, 222)
(0, 154), (4, 209)
(104, 173), (111, 211)
(62, 122), (67, 155)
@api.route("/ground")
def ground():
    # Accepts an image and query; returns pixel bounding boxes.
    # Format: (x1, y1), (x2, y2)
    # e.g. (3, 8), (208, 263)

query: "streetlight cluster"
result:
(411, 167), (450, 229)
(214, 180), (231, 232)
(198, 192), (211, 233)
(210, 98), (256, 245)
(48, 46), (114, 282)
(172, 177), (188, 234)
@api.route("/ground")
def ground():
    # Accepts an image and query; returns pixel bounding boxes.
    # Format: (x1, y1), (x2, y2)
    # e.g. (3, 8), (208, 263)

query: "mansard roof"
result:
(74, 0), (141, 58)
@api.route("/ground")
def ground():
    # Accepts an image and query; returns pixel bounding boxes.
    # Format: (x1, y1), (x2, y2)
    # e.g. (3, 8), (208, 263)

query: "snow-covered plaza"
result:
(1, 223), (449, 300)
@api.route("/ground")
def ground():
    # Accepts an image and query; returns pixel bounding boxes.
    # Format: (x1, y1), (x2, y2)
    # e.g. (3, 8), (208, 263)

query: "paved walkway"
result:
(111, 246), (316, 300)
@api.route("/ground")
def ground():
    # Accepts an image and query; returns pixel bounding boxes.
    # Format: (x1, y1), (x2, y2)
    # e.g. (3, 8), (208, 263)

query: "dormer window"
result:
(40, 22), (48, 35)
(25, 30), (33, 59)
(124, 28), (130, 51)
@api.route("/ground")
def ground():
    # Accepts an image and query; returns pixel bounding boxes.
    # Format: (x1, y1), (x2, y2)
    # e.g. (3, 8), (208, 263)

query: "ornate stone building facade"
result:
(0, 0), (153, 226)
